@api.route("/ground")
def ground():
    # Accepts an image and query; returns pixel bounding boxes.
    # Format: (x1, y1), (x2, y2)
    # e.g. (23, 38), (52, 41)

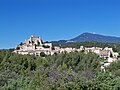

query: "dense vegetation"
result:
(0, 49), (120, 90)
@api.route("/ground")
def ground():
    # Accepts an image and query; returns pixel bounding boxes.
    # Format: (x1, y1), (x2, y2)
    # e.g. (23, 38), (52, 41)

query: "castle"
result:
(14, 35), (54, 56)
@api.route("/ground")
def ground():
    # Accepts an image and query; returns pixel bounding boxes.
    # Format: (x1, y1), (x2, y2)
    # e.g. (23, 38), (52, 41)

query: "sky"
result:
(0, 0), (120, 49)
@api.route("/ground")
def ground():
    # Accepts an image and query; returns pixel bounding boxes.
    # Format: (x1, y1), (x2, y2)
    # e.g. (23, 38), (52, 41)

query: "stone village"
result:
(14, 35), (119, 70)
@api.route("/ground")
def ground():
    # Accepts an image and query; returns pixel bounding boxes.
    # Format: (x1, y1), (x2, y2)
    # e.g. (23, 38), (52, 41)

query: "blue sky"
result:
(0, 0), (120, 49)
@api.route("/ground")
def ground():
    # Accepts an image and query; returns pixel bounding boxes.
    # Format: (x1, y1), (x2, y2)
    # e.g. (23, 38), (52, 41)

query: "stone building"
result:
(14, 35), (54, 56)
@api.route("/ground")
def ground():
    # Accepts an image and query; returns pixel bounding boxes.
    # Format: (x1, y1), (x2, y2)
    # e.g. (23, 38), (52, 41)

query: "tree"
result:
(40, 52), (46, 57)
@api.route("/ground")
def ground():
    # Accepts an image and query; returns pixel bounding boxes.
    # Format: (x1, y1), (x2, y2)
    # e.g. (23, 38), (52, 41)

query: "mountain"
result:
(51, 33), (120, 44)
(70, 32), (120, 43)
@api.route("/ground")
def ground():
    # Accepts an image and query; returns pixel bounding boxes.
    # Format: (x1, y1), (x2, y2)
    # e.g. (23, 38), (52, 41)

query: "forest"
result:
(0, 46), (120, 90)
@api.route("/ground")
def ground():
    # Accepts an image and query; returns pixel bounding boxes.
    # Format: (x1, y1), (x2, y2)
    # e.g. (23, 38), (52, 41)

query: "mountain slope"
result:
(52, 33), (120, 44)
(69, 32), (120, 43)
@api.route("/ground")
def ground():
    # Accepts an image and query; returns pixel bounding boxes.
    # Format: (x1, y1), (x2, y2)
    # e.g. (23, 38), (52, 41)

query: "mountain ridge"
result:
(51, 32), (120, 44)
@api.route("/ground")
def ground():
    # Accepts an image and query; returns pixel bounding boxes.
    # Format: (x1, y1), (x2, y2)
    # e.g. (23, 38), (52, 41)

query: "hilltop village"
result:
(14, 35), (119, 68)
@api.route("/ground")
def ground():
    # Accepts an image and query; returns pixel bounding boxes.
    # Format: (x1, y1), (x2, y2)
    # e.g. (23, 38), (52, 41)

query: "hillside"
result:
(70, 33), (120, 42)
(52, 33), (120, 44)
(0, 49), (120, 89)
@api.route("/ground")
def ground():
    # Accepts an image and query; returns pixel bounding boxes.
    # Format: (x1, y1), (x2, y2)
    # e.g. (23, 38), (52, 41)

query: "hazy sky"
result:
(0, 0), (120, 49)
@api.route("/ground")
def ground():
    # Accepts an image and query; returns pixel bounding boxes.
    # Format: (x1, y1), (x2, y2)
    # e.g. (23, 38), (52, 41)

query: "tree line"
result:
(0, 48), (120, 90)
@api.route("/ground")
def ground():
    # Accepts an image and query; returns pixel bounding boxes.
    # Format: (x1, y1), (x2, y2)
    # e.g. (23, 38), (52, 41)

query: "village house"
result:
(84, 47), (102, 55)
(99, 50), (111, 58)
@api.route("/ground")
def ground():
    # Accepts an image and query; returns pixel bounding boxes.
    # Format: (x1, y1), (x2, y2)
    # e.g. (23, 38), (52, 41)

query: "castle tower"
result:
(31, 35), (34, 37)
(30, 35), (34, 42)
(39, 37), (43, 45)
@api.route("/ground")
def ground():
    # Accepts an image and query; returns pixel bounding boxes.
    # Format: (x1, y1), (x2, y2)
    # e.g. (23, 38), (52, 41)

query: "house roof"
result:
(100, 50), (110, 56)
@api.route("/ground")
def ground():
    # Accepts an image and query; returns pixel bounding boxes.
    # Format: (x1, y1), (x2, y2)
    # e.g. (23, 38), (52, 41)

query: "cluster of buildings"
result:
(55, 46), (119, 59)
(14, 35), (119, 68)
(14, 35), (54, 56)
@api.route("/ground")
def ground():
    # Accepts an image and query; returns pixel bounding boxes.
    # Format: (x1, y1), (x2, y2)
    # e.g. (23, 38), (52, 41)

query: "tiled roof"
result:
(100, 50), (110, 56)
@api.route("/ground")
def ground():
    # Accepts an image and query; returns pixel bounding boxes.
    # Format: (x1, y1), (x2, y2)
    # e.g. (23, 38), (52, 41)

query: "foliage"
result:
(40, 52), (46, 57)
(0, 49), (120, 90)
(42, 45), (50, 48)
